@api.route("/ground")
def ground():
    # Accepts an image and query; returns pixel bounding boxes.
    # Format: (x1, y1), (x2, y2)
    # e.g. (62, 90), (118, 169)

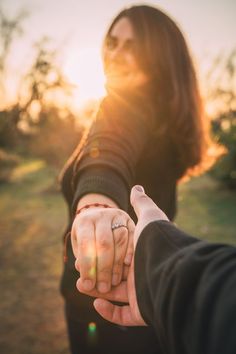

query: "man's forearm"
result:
(135, 220), (236, 354)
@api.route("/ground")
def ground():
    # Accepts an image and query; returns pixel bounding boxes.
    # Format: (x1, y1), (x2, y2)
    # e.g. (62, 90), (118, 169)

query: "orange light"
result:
(64, 47), (106, 109)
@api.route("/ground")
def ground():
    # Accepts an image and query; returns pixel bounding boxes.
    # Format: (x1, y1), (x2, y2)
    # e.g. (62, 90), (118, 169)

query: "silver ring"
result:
(111, 222), (128, 231)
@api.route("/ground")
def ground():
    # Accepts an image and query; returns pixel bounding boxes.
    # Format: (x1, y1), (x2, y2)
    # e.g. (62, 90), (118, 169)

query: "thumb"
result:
(130, 185), (155, 218)
(130, 185), (169, 222)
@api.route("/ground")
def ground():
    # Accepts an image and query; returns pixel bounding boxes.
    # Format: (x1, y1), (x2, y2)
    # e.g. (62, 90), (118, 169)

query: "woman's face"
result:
(103, 16), (148, 89)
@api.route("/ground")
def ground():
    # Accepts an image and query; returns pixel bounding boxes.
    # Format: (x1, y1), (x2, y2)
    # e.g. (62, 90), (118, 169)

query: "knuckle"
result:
(78, 215), (91, 226)
(98, 209), (107, 217)
(116, 209), (125, 217)
(94, 208), (110, 219)
(97, 237), (111, 251)
(73, 220), (91, 236)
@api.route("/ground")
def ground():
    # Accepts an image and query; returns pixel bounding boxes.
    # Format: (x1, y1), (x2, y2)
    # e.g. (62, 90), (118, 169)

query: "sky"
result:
(2, 0), (236, 110)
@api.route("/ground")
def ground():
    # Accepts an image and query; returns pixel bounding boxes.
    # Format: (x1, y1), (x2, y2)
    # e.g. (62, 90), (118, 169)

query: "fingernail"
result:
(97, 282), (109, 293)
(112, 273), (119, 286)
(83, 279), (93, 291)
(124, 254), (132, 265)
(135, 185), (144, 193)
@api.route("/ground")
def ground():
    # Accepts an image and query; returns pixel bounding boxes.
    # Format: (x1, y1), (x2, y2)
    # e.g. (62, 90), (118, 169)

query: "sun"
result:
(64, 47), (106, 110)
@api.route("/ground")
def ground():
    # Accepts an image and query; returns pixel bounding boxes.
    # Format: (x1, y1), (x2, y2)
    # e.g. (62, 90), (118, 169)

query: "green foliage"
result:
(0, 18), (83, 170)
(207, 50), (236, 188)
(25, 106), (83, 168)
(211, 110), (236, 188)
(176, 174), (236, 244)
(0, 109), (21, 148)
(0, 104), (83, 170)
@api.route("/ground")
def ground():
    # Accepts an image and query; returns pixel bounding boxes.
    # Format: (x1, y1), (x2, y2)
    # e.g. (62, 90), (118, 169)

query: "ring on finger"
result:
(111, 222), (128, 231)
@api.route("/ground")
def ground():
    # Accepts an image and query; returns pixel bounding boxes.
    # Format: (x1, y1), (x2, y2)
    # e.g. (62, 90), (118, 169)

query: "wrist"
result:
(76, 193), (119, 212)
(75, 202), (113, 216)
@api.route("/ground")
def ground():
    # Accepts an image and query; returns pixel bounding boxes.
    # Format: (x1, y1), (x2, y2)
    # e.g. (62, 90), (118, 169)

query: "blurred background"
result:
(0, 1), (236, 353)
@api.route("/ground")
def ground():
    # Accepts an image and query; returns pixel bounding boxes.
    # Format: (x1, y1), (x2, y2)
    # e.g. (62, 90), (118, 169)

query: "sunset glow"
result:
(64, 47), (106, 109)
(1, 0), (235, 113)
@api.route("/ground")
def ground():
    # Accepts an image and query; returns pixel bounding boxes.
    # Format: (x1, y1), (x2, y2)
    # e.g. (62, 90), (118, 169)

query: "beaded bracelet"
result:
(75, 202), (113, 216)
(63, 203), (113, 263)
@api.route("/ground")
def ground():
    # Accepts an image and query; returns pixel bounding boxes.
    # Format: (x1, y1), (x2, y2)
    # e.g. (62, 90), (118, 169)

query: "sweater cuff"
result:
(72, 167), (129, 215)
(134, 220), (199, 325)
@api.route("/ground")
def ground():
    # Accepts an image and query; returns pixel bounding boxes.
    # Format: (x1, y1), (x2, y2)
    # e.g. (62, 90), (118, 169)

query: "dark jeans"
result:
(65, 303), (161, 354)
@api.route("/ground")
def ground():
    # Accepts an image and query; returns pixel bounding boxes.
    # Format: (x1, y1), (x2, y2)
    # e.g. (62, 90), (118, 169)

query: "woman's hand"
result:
(77, 185), (169, 326)
(71, 195), (135, 294)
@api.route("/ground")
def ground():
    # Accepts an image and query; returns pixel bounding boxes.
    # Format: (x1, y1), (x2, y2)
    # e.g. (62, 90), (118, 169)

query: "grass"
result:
(0, 159), (69, 354)
(0, 158), (236, 353)
(176, 174), (236, 244)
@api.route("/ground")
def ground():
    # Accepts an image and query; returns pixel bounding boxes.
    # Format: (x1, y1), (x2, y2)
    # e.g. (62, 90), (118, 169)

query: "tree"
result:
(0, 6), (27, 89)
(0, 5), (27, 148)
(0, 6), (80, 169)
(207, 49), (236, 188)
(16, 37), (73, 130)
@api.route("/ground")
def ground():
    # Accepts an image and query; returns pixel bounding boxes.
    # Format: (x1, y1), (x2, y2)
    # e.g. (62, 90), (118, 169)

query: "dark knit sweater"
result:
(60, 89), (185, 322)
(136, 220), (236, 354)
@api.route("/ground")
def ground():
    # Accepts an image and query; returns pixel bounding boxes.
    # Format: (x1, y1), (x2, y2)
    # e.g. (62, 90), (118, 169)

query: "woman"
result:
(60, 4), (207, 354)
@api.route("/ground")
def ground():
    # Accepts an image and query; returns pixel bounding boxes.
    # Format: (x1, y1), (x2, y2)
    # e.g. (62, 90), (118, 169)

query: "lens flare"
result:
(89, 266), (96, 277)
(88, 322), (97, 333)
(87, 322), (98, 346)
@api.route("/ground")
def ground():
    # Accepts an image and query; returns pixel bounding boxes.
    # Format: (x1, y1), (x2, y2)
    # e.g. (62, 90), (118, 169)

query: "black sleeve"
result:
(71, 90), (152, 213)
(135, 220), (236, 354)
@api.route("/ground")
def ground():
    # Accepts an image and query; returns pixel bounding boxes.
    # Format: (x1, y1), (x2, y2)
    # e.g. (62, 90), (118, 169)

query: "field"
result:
(0, 159), (236, 354)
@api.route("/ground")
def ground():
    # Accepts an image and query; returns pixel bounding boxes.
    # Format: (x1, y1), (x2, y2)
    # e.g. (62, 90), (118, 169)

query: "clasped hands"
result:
(71, 185), (168, 326)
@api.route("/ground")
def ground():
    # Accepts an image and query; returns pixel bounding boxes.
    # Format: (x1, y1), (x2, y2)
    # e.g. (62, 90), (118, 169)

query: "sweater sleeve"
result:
(135, 220), (236, 354)
(71, 90), (152, 213)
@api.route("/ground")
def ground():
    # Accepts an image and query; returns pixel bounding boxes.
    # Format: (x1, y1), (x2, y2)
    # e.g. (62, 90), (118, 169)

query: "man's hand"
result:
(130, 185), (169, 248)
(77, 264), (144, 326)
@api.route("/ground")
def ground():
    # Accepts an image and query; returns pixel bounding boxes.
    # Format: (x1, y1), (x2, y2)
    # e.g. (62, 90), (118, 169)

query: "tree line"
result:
(0, 6), (235, 188)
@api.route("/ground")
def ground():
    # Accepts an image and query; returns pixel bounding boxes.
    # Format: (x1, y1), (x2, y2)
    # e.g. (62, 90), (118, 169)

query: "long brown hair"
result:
(103, 5), (208, 175)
